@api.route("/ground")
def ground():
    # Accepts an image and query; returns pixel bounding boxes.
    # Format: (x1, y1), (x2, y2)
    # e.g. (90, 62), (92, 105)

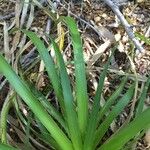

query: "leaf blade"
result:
(136, 76), (150, 116)
(21, 30), (64, 111)
(94, 83), (135, 148)
(98, 106), (150, 150)
(0, 54), (73, 150)
(83, 48), (116, 150)
(98, 76), (128, 122)
(63, 17), (89, 135)
(51, 40), (82, 150)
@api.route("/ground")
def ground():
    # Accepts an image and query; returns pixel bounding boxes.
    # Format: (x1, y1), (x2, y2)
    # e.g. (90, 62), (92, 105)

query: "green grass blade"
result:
(83, 48), (116, 150)
(98, 106), (150, 150)
(123, 130), (145, 150)
(13, 96), (28, 126)
(16, 113), (61, 150)
(33, 128), (62, 150)
(28, 83), (68, 134)
(18, 68), (67, 132)
(1, 93), (14, 144)
(0, 54), (73, 150)
(98, 76), (128, 122)
(21, 30), (64, 111)
(136, 76), (150, 116)
(51, 40), (82, 150)
(94, 83), (135, 148)
(24, 113), (31, 150)
(0, 144), (18, 150)
(62, 17), (88, 135)
(135, 32), (150, 45)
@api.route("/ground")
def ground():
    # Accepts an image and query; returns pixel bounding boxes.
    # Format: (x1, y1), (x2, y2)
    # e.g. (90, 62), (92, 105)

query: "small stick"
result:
(103, 0), (145, 53)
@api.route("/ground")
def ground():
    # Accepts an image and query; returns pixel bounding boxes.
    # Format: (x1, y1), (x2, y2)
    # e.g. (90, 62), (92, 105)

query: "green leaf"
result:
(62, 17), (88, 135)
(98, 76), (128, 122)
(33, 117), (62, 150)
(135, 32), (150, 45)
(18, 69), (67, 133)
(136, 76), (150, 116)
(51, 39), (82, 150)
(29, 83), (68, 134)
(98, 106), (150, 150)
(0, 144), (18, 150)
(1, 93), (14, 144)
(0, 54), (73, 150)
(94, 83), (135, 148)
(83, 47), (116, 150)
(21, 29), (64, 112)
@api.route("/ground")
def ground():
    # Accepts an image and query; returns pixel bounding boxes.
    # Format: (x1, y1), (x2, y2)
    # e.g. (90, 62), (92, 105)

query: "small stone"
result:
(115, 33), (121, 41)
(102, 13), (107, 18)
(94, 16), (101, 22)
(122, 35), (128, 43)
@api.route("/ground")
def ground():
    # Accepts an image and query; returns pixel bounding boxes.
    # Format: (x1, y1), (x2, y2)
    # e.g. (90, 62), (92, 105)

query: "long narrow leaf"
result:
(98, 76), (128, 122)
(135, 32), (150, 45)
(34, 130), (62, 150)
(0, 54), (73, 150)
(1, 92), (14, 144)
(18, 67), (67, 132)
(98, 106), (150, 150)
(0, 144), (18, 150)
(136, 76), (150, 116)
(21, 30), (65, 111)
(94, 83), (135, 148)
(51, 40), (82, 150)
(31, 85), (69, 135)
(63, 17), (88, 135)
(83, 48), (116, 150)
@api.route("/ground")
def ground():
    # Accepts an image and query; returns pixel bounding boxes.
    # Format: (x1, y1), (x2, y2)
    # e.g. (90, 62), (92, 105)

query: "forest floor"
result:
(0, 0), (150, 150)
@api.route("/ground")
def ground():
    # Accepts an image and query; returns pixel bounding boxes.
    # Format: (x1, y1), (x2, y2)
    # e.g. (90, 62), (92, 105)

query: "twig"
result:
(103, 0), (145, 53)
